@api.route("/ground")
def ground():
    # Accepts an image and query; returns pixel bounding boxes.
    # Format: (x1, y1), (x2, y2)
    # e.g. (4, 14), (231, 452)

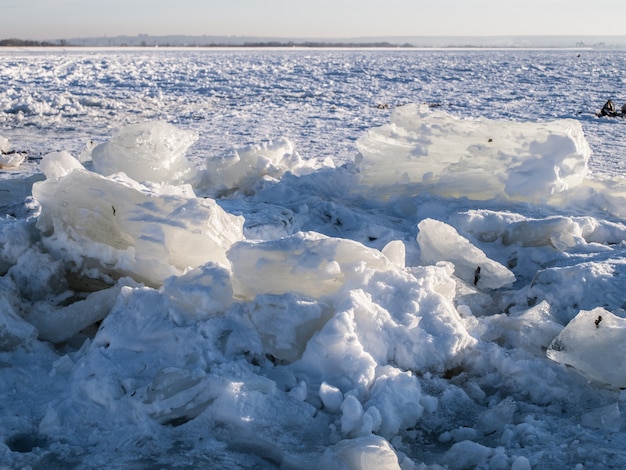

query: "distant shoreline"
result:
(0, 46), (600, 54)
(2, 35), (626, 50)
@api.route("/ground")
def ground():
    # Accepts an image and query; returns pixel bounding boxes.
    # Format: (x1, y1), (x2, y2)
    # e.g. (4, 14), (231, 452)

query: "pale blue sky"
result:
(2, 0), (624, 40)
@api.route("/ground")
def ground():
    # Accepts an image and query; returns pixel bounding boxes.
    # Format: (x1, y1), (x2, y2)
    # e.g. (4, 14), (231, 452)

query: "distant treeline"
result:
(240, 41), (414, 48)
(0, 38), (414, 48)
(0, 38), (65, 47)
(3, 37), (623, 49)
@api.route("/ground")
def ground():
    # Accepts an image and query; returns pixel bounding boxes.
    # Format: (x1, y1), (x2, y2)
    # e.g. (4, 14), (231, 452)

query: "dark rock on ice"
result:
(596, 99), (626, 118)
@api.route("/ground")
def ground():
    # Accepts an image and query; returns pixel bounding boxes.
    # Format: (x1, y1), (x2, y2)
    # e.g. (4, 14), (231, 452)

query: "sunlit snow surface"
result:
(3, 48), (626, 469)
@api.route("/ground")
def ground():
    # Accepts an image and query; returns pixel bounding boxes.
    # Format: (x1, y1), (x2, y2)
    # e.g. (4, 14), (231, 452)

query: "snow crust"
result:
(3, 49), (626, 469)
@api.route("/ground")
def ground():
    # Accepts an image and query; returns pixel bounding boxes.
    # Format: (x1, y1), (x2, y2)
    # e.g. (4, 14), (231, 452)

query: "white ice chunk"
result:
(91, 121), (198, 184)
(417, 218), (515, 289)
(141, 367), (216, 426)
(452, 209), (626, 250)
(356, 105), (590, 202)
(163, 263), (233, 321)
(296, 281), (475, 397)
(364, 368), (424, 438)
(0, 136), (9, 153)
(39, 150), (85, 180)
(227, 231), (394, 300)
(481, 301), (563, 356)
(341, 394), (365, 436)
(0, 153), (25, 170)
(244, 293), (331, 363)
(512, 456), (532, 470)
(443, 440), (493, 469)
(32, 155), (244, 286)
(547, 307), (626, 388)
(0, 294), (37, 350)
(297, 308), (377, 394)
(319, 381), (344, 413)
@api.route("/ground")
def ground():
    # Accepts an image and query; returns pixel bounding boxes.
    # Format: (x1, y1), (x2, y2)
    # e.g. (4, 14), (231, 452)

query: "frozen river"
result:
(2, 48), (626, 174)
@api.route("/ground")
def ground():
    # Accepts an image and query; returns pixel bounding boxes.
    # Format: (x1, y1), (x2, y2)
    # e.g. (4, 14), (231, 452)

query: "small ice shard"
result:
(381, 240), (405, 268)
(142, 367), (216, 426)
(25, 281), (132, 344)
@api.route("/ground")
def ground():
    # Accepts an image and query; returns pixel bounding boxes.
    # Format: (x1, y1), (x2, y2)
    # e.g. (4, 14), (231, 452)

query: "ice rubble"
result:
(200, 137), (320, 196)
(4, 111), (626, 468)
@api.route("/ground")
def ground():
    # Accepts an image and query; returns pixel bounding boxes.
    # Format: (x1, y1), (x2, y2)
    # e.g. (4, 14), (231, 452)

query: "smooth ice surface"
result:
(3, 49), (626, 470)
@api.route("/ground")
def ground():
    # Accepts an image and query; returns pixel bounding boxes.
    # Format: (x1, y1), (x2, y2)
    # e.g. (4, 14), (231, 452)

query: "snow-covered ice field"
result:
(2, 47), (626, 469)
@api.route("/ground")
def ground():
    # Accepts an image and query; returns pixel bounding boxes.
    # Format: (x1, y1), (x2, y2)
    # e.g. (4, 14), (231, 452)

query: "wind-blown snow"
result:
(2, 48), (626, 469)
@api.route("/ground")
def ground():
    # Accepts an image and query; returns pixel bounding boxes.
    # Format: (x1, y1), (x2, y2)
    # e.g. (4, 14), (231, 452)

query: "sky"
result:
(2, 0), (625, 40)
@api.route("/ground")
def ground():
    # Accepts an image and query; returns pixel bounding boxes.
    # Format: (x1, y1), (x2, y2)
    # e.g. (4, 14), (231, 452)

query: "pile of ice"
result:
(199, 137), (321, 197)
(4, 110), (626, 468)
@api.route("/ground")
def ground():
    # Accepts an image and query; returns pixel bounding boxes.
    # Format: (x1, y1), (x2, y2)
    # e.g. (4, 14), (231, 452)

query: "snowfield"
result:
(2, 47), (626, 469)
